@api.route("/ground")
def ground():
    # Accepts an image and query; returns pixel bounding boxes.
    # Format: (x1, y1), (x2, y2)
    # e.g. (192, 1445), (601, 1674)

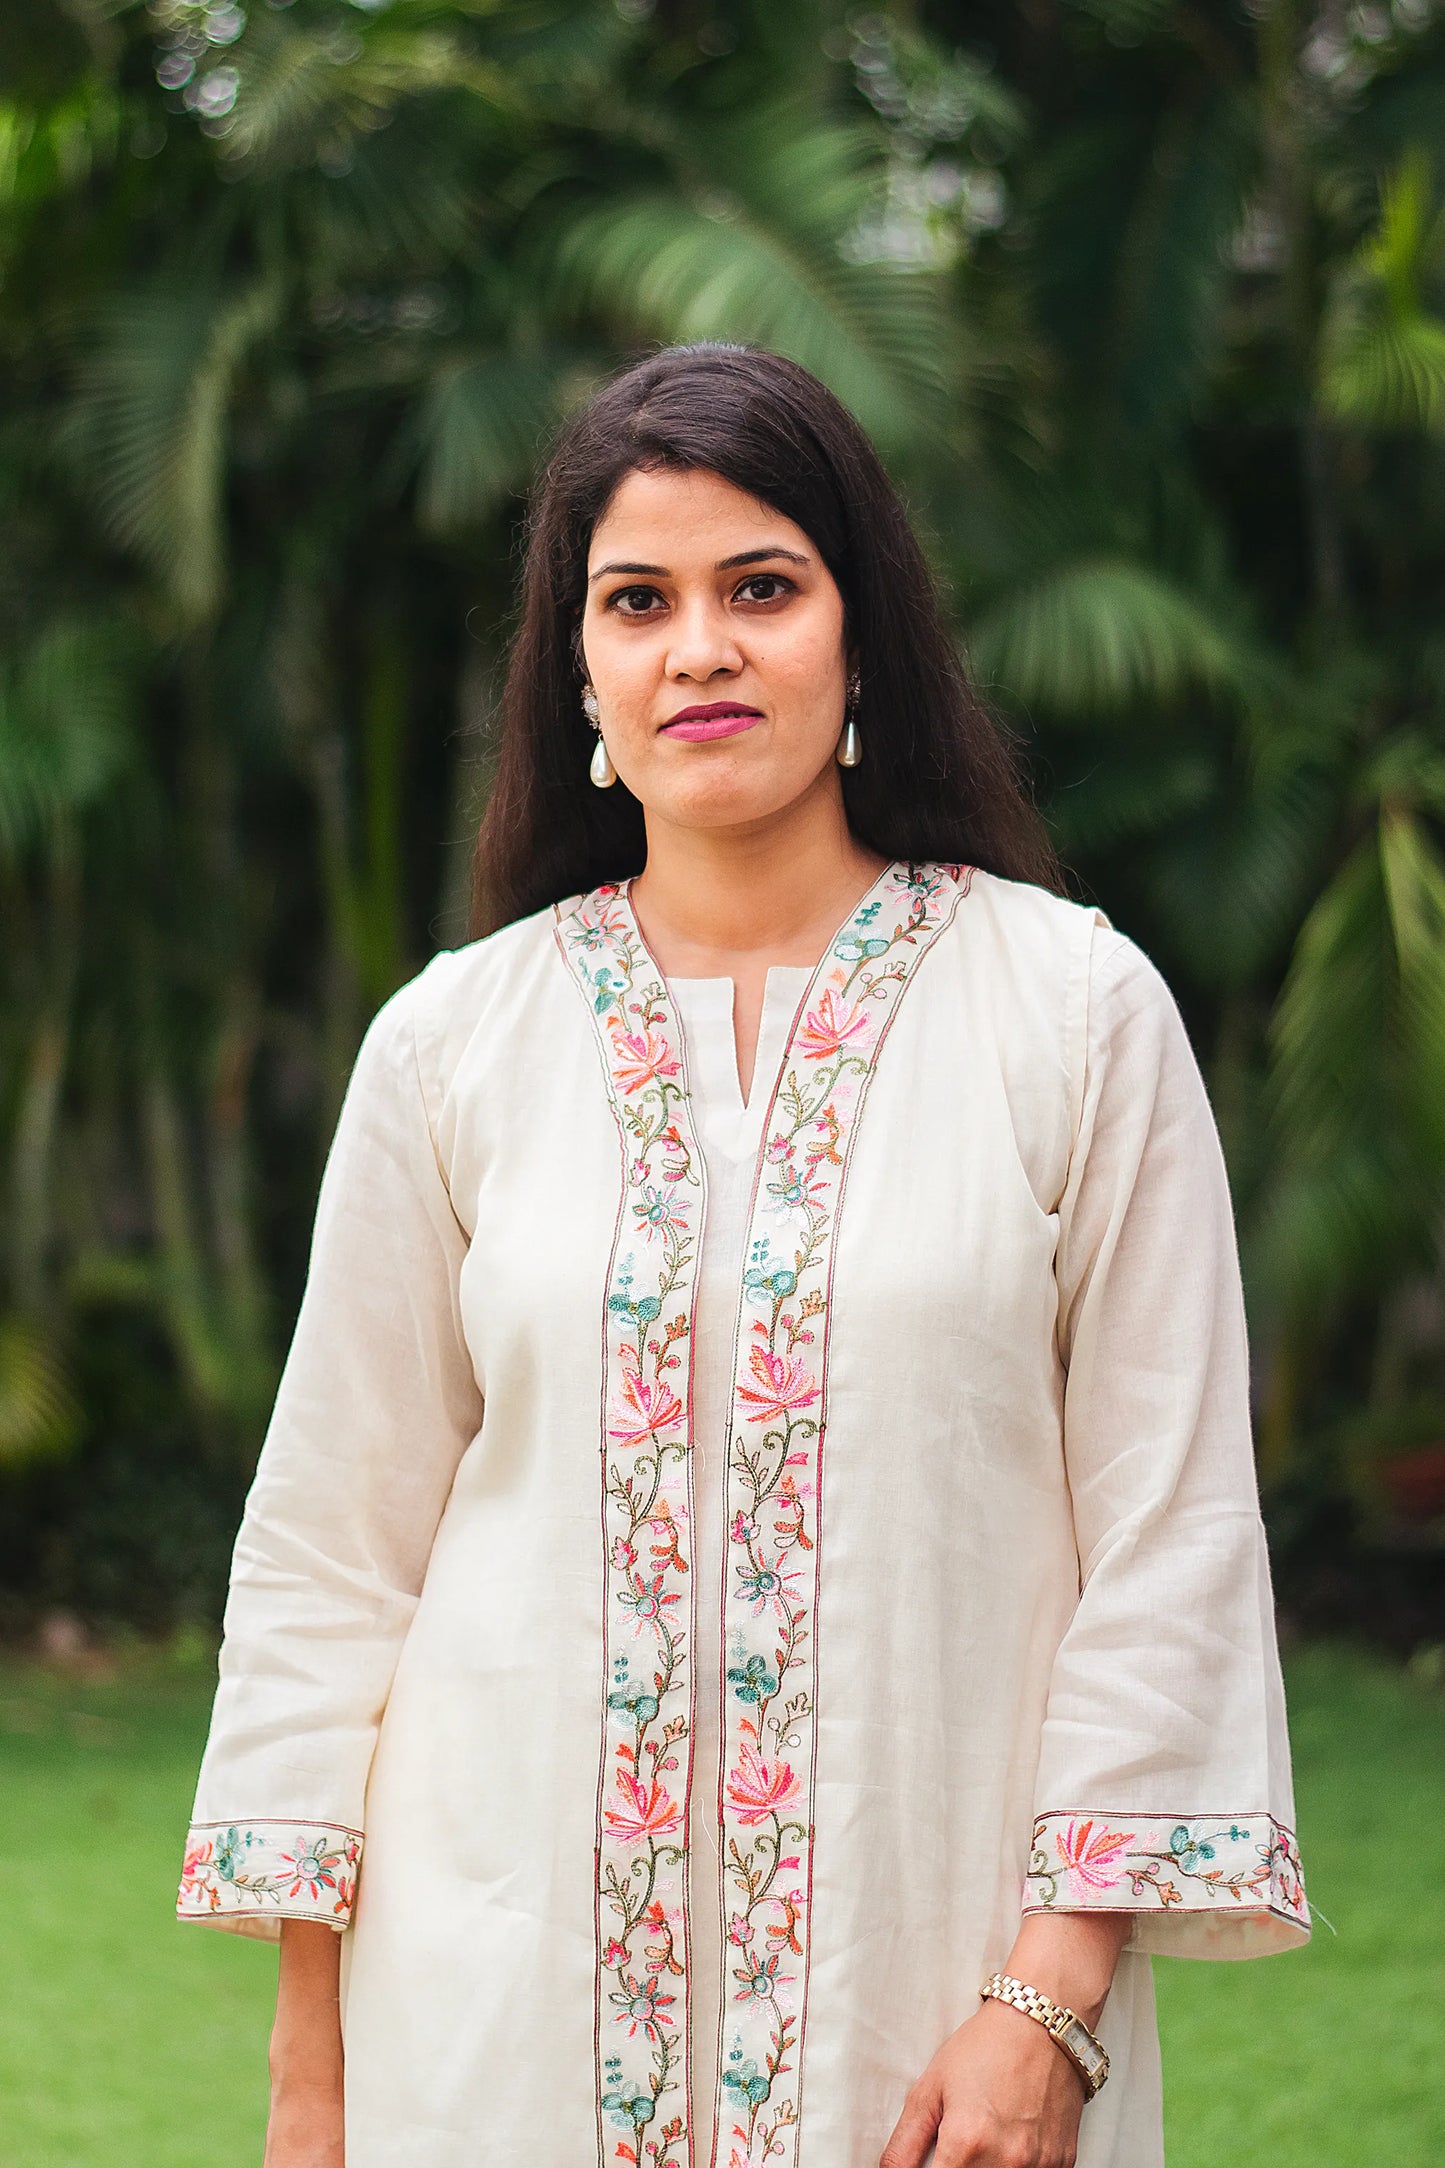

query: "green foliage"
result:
(1, 0), (1444, 1622)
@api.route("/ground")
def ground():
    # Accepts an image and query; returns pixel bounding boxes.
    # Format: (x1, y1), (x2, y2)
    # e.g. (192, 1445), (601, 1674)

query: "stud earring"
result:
(582, 685), (616, 787)
(836, 669), (862, 768)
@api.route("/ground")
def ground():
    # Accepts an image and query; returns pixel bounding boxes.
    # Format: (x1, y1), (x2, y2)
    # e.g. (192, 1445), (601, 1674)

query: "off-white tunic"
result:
(178, 861), (1309, 2168)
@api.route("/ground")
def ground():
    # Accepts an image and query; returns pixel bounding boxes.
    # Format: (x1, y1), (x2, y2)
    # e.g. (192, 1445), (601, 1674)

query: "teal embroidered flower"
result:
(213, 1828), (246, 1882)
(602, 2080), (656, 2129)
(608, 1686), (661, 1724)
(743, 1236), (797, 1302)
(1170, 1825), (1217, 1870)
(727, 1653), (778, 1705)
(722, 2055), (771, 2107)
(607, 1258), (662, 1329)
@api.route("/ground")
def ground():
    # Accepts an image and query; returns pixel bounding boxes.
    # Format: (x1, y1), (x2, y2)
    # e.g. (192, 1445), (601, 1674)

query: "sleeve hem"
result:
(177, 1818), (363, 1933)
(1022, 1809), (1309, 1953)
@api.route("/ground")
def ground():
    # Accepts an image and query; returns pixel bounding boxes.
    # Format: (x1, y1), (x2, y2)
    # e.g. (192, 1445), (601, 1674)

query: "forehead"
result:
(587, 465), (814, 565)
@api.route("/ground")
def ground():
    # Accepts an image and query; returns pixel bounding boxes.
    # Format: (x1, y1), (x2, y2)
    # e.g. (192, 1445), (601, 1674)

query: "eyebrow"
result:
(586, 545), (811, 585)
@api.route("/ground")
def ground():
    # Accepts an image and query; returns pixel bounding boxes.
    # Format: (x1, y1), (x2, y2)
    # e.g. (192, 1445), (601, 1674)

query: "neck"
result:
(629, 791), (890, 972)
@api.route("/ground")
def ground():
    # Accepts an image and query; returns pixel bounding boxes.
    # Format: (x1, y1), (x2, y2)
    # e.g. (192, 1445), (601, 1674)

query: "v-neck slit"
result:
(667, 967), (814, 1157)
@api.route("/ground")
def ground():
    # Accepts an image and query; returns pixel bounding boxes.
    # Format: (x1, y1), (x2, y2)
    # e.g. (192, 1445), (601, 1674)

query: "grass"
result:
(0, 1641), (1441, 2164)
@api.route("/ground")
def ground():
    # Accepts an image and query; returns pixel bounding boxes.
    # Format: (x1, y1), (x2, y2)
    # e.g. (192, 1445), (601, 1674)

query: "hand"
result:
(879, 1997), (1087, 2168)
(263, 2075), (345, 2168)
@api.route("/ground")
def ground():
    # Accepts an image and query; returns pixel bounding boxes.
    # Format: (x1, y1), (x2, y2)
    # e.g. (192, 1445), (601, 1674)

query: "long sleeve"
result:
(177, 957), (482, 1939)
(1023, 921), (1310, 1959)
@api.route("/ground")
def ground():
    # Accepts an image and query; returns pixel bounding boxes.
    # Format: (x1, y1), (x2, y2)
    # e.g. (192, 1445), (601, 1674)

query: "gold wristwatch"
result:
(978, 1972), (1110, 2098)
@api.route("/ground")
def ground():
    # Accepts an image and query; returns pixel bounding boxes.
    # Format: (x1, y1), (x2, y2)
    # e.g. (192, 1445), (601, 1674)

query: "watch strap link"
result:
(978, 1970), (1110, 2097)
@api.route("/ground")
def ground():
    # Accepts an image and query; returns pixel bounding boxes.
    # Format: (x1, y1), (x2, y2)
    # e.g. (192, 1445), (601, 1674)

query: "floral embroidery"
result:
(177, 1818), (362, 1925)
(713, 861), (967, 2168)
(557, 861), (971, 2168)
(557, 880), (708, 2168)
(1025, 1810), (1309, 1929)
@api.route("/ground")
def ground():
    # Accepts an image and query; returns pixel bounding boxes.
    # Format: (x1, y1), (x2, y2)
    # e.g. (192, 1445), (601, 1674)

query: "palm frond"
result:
(67, 280), (277, 623)
(0, 1316), (80, 1467)
(1319, 150), (1445, 436)
(1146, 759), (1341, 988)
(0, 617), (136, 856)
(220, 11), (521, 173)
(407, 344), (575, 534)
(1045, 744), (1214, 855)
(1378, 804), (1445, 1162)
(968, 556), (1250, 717)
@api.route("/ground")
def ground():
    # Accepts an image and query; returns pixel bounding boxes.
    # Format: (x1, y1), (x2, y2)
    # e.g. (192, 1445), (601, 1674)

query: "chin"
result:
(659, 786), (795, 831)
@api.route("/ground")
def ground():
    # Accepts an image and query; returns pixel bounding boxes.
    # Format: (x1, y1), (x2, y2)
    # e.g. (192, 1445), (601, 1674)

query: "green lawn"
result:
(1, 1642), (1440, 2164)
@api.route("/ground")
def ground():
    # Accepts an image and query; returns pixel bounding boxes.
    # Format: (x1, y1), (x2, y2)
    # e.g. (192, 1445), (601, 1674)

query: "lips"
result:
(660, 703), (764, 743)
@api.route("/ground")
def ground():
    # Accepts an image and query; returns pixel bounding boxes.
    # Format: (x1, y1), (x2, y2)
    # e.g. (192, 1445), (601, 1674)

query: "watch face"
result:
(1061, 2018), (1105, 2078)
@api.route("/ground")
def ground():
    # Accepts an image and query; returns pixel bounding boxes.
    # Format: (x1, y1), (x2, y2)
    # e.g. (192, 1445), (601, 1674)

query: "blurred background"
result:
(1, 1), (1443, 2161)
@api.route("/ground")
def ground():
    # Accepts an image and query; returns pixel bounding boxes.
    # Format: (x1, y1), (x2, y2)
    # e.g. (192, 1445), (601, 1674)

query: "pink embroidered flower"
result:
(603, 1937), (629, 1968)
(608, 1022), (681, 1094)
(735, 1344), (820, 1424)
(726, 1740), (801, 1825)
(278, 1836), (344, 1901)
(796, 985), (870, 1060)
(764, 1131), (791, 1163)
(1055, 1818), (1135, 1894)
(180, 1838), (214, 1885)
(607, 1368), (685, 1449)
(608, 1968), (677, 2038)
(605, 1772), (684, 1844)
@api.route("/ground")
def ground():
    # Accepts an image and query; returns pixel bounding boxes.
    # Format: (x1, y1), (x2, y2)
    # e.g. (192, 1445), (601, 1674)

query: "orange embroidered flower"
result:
(607, 1022), (681, 1094)
(604, 1772), (684, 1844)
(725, 1740), (802, 1825)
(796, 985), (870, 1060)
(1056, 1817), (1135, 1893)
(608, 1368), (685, 1448)
(734, 1345), (819, 1424)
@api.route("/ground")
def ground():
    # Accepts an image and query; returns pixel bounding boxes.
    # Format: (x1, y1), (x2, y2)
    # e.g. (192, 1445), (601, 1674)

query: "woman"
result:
(178, 344), (1309, 2168)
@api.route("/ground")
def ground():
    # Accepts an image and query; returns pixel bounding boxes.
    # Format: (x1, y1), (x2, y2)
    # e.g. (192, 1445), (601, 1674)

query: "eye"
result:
(734, 573), (795, 605)
(606, 584), (664, 616)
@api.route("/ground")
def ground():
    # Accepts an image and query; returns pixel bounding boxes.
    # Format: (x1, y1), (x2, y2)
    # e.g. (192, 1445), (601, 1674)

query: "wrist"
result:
(268, 2024), (343, 2092)
(979, 1972), (1110, 2099)
(1003, 1911), (1130, 2030)
(268, 2056), (344, 2102)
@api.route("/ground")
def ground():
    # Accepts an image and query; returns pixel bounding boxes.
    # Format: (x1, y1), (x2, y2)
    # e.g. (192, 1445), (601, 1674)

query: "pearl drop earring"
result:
(582, 685), (616, 788)
(836, 669), (862, 768)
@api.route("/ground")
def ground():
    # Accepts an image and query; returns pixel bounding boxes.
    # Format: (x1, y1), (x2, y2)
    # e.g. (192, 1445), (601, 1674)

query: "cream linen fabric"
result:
(179, 864), (1308, 2168)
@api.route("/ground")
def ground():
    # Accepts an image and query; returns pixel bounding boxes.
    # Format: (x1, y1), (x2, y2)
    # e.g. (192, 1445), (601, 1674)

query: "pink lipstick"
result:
(660, 702), (763, 743)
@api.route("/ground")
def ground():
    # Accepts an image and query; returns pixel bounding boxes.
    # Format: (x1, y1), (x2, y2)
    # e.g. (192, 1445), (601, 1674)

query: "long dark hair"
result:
(470, 343), (1063, 934)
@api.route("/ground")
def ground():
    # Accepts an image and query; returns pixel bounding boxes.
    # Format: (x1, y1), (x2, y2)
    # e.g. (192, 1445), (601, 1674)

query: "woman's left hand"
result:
(879, 1997), (1087, 2168)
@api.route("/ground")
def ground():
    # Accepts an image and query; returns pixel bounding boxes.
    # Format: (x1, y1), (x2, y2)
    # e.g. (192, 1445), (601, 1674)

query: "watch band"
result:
(978, 1971), (1110, 2098)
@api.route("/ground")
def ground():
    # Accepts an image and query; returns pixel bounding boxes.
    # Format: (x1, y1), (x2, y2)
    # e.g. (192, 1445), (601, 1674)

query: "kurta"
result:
(178, 859), (1310, 2168)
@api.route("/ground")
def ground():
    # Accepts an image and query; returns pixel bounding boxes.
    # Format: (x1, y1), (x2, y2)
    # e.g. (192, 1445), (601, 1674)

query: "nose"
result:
(665, 594), (744, 684)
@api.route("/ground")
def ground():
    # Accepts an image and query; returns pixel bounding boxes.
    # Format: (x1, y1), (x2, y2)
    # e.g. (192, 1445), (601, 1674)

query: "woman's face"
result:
(579, 464), (851, 834)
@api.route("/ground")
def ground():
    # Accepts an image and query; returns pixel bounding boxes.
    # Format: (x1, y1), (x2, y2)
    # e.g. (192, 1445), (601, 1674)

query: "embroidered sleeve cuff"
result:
(177, 1819), (363, 1940)
(1023, 1810), (1310, 1958)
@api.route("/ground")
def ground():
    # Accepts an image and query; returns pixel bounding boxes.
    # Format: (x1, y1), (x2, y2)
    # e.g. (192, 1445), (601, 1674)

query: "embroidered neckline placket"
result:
(556, 860), (972, 2168)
